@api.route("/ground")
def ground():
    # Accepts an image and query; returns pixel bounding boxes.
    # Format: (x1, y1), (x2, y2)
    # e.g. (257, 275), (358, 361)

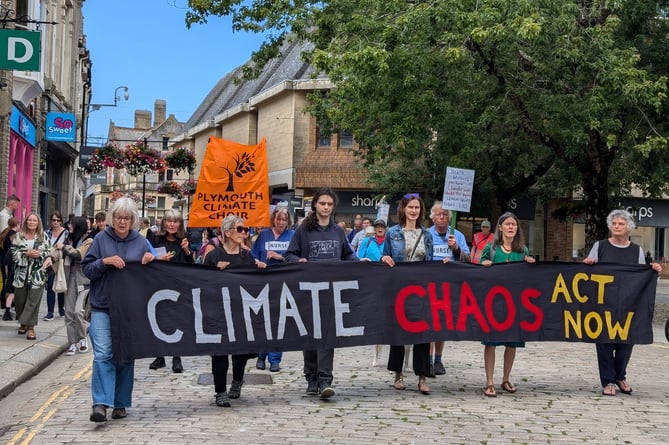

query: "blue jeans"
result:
(258, 352), (283, 365)
(45, 273), (64, 316)
(90, 311), (134, 408)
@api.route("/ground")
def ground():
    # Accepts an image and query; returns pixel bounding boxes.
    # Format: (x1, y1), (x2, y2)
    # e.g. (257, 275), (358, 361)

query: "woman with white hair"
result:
(82, 197), (155, 422)
(203, 214), (266, 407)
(584, 209), (662, 396)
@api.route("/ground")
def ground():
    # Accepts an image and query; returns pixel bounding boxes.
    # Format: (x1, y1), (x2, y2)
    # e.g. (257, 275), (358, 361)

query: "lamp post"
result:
(89, 85), (129, 111)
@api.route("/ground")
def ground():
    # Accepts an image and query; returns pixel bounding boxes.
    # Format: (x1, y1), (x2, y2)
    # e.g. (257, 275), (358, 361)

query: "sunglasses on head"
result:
(233, 226), (250, 234)
(403, 193), (419, 200)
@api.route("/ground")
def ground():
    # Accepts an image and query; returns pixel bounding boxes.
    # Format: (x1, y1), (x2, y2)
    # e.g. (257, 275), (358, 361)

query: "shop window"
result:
(158, 196), (166, 209)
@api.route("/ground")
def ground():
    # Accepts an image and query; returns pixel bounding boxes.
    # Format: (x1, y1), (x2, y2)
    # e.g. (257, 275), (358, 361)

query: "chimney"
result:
(154, 99), (166, 127)
(134, 110), (152, 129)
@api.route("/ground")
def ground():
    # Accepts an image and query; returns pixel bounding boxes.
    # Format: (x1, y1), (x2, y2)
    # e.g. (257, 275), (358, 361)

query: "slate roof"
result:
(186, 39), (324, 130)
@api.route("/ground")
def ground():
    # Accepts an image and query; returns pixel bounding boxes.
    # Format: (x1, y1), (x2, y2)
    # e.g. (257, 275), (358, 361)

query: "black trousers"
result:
(387, 343), (430, 376)
(211, 354), (252, 393)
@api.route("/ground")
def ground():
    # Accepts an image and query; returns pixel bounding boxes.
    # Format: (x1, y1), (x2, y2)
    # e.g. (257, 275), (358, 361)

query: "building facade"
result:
(0, 0), (89, 223)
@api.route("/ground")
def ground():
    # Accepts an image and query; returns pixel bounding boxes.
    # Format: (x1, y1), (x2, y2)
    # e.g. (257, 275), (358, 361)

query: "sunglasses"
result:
(51, 219), (61, 222)
(232, 226), (250, 234)
(403, 193), (419, 200)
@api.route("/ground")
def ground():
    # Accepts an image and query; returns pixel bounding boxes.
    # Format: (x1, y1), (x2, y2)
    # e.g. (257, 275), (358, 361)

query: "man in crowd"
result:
(285, 188), (357, 399)
(89, 212), (107, 238)
(350, 217), (373, 253)
(0, 194), (20, 232)
(428, 201), (470, 377)
(347, 214), (363, 244)
(471, 220), (493, 264)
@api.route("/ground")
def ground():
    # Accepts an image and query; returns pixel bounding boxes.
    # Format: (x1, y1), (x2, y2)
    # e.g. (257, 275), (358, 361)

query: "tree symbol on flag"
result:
(221, 151), (256, 191)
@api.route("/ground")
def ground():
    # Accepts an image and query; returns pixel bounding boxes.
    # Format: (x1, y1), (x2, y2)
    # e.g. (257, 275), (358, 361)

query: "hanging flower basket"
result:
(123, 142), (167, 176)
(109, 191), (141, 203)
(158, 180), (183, 199)
(84, 144), (124, 174)
(180, 179), (197, 197)
(165, 147), (197, 174)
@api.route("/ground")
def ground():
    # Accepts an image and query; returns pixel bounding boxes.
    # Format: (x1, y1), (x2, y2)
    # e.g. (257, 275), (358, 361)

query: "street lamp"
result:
(90, 85), (129, 111)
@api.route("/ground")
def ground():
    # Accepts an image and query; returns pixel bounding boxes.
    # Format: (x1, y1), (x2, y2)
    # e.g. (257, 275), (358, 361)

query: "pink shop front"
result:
(8, 104), (37, 217)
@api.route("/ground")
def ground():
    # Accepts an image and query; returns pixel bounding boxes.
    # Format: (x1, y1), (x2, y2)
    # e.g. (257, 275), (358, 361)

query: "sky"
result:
(83, 0), (266, 146)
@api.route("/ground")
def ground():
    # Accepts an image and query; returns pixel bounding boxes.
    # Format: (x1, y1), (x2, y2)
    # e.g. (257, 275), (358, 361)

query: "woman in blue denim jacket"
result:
(381, 193), (433, 394)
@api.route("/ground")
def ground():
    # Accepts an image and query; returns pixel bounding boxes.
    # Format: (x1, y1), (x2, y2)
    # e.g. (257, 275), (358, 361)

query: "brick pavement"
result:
(1, 285), (668, 444)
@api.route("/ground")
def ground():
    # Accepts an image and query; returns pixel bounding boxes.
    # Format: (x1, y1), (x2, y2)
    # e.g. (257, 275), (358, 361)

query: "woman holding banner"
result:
(148, 209), (195, 373)
(251, 206), (294, 372)
(583, 209), (662, 396)
(381, 193), (434, 395)
(480, 211), (535, 397)
(203, 214), (266, 407)
(82, 197), (155, 422)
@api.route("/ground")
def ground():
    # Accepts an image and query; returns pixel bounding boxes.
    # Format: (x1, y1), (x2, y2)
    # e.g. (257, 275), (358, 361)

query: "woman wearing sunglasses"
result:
(381, 193), (434, 395)
(203, 214), (266, 407)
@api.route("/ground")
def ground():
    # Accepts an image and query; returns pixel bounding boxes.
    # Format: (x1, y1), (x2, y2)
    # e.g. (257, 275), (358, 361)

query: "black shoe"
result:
(269, 363), (280, 372)
(229, 380), (243, 399)
(58, 308), (65, 317)
(215, 392), (231, 407)
(306, 380), (319, 396)
(255, 357), (266, 370)
(426, 363), (436, 378)
(111, 408), (127, 419)
(149, 357), (166, 370)
(319, 386), (335, 399)
(172, 357), (183, 373)
(2, 309), (12, 321)
(90, 404), (107, 422)
(433, 361), (446, 375)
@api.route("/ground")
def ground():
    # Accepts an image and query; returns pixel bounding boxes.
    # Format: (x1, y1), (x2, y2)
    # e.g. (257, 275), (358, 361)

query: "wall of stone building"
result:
(191, 128), (219, 179)
(545, 198), (575, 261)
(220, 113), (257, 145)
(256, 93), (297, 174)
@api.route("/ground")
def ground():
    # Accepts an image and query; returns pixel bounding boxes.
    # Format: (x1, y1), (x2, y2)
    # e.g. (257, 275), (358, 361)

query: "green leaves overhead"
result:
(187, 0), (669, 244)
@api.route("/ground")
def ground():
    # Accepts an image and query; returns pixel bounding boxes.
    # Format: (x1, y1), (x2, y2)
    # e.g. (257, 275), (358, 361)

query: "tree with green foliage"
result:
(186, 0), (669, 247)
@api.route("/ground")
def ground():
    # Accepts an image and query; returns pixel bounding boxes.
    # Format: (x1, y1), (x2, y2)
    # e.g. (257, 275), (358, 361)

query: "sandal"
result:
(483, 384), (497, 397)
(418, 378), (430, 395)
(18, 325), (27, 335)
(392, 373), (406, 390)
(615, 380), (632, 395)
(26, 328), (36, 340)
(501, 381), (517, 393)
(602, 383), (616, 396)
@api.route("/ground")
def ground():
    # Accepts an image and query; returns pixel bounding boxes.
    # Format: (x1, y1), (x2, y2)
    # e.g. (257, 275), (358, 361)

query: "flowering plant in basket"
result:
(180, 178), (197, 197)
(158, 180), (183, 199)
(84, 144), (124, 174)
(123, 141), (166, 176)
(165, 147), (197, 174)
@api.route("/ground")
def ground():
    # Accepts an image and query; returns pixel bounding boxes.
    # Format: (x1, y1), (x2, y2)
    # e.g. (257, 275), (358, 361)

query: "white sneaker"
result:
(79, 338), (89, 353)
(66, 344), (76, 356)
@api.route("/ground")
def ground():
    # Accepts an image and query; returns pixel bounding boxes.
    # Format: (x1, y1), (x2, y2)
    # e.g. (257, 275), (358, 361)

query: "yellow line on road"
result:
(6, 361), (92, 444)
(29, 385), (70, 422)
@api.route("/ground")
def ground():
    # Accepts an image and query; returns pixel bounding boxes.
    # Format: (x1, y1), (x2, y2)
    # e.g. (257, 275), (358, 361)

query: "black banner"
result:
(108, 261), (657, 361)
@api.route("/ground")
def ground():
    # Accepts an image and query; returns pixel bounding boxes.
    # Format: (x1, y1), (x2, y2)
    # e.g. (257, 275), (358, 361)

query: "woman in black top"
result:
(203, 214), (266, 407)
(148, 209), (195, 373)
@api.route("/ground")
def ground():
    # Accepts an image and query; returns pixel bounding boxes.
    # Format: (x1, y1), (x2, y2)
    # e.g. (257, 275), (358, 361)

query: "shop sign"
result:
(10, 104), (36, 146)
(0, 29), (40, 71)
(46, 112), (76, 141)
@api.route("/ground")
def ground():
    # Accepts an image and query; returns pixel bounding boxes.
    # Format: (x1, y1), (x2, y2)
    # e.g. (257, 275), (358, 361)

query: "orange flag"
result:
(188, 137), (270, 228)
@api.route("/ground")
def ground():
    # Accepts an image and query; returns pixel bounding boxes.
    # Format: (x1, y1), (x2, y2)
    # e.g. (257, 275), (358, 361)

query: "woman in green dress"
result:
(480, 212), (535, 397)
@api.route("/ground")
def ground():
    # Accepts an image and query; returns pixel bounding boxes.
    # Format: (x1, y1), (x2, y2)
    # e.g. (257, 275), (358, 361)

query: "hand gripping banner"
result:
(108, 261), (658, 361)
